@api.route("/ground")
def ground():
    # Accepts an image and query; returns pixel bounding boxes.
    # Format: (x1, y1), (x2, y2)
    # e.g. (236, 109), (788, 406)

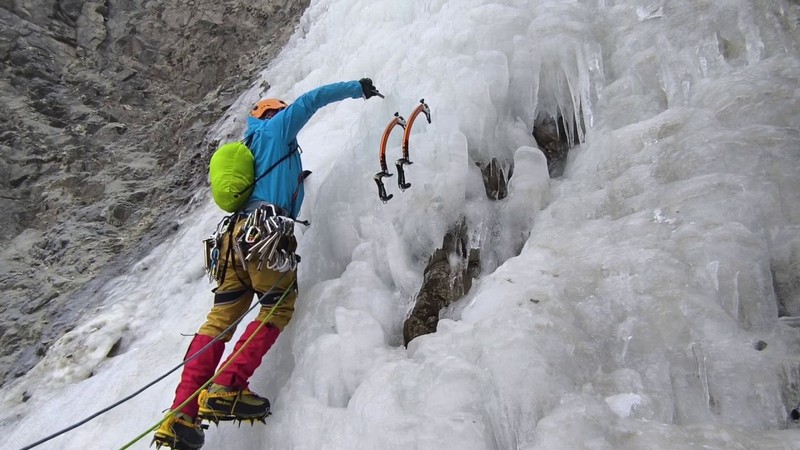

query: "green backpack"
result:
(209, 138), (298, 213)
(209, 141), (255, 213)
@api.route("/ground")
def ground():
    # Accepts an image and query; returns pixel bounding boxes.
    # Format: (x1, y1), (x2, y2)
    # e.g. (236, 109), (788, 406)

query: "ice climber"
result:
(153, 78), (383, 449)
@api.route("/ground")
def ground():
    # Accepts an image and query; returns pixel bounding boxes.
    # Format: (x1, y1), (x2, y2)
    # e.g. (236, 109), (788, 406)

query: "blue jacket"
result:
(243, 80), (364, 218)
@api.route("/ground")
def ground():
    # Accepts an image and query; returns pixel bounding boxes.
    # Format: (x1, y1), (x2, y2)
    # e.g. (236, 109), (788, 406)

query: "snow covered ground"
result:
(2, 0), (800, 449)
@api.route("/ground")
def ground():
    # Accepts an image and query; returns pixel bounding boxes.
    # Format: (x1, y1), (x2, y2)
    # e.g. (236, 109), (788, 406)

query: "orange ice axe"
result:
(396, 99), (431, 191)
(373, 112), (406, 202)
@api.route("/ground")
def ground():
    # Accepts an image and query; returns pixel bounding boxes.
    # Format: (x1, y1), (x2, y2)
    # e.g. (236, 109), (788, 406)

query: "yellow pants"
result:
(198, 219), (298, 340)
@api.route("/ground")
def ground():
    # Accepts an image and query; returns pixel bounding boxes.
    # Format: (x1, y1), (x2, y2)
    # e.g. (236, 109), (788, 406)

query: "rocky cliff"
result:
(0, 0), (309, 386)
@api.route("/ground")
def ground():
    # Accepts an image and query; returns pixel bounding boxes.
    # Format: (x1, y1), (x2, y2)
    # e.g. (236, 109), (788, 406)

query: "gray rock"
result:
(532, 108), (585, 178)
(403, 219), (480, 346)
(477, 157), (510, 200)
(0, 0), (311, 385)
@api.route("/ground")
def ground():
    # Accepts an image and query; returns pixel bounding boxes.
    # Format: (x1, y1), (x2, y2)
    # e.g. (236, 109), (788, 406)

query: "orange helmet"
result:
(251, 98), (288, 119)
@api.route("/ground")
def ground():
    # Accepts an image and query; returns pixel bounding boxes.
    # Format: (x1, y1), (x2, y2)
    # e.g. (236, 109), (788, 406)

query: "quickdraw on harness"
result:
(204, 216), (230, 282)
(204, 204), (301, 283)
(373, 99), (431, 203)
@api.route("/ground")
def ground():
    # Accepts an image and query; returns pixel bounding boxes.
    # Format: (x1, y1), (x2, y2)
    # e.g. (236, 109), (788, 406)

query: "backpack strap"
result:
(234, 140), (298, 200)
(253, 148), (296, 186)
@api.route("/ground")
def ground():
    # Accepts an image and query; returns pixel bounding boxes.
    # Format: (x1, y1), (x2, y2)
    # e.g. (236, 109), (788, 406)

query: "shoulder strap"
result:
(234, 142), (297, 197)
(253, 148), (296, 185)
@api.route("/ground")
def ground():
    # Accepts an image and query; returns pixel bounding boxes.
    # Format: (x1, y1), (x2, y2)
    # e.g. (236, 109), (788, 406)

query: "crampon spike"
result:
(151, 436), (175, 450)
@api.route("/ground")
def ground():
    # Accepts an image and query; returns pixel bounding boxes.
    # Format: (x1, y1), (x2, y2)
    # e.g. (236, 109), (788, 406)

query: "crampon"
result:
(197, 387), (271, 425)
(152, 413), (206, 450)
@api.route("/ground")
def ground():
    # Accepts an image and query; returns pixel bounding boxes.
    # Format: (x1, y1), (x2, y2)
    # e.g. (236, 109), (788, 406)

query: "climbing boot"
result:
(198, 383), (271, 423)
(152, 413), (205, 449)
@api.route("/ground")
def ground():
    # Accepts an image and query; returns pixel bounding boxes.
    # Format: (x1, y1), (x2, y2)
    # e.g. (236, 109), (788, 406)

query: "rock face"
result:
(404, 156), (521, 345)
(403, 219), (480, 346)
(0, 0), (309, 385)
(532, 109), (584, 178)
(478, 157), (511, 201)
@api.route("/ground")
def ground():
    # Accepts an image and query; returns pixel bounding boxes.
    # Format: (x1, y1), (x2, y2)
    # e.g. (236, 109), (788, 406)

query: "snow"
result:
(3, 0), (800, 449)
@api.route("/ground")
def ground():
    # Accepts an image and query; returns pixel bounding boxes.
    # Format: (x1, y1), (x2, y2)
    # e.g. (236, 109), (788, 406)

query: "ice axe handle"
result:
(373, 171), (394, 203)
(395, 158), (412, 191)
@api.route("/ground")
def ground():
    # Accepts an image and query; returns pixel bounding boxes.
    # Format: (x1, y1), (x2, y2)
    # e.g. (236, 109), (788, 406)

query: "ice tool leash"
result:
(373, 99), (431, 203)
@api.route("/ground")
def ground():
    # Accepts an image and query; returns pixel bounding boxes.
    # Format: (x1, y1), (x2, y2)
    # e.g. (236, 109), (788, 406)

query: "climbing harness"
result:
(204, 205), (302, 281)
(373, 99), (432, 203)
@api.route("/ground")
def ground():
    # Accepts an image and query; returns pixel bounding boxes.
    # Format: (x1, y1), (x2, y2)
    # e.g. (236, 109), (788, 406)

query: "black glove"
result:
(359, 78), (383, 99)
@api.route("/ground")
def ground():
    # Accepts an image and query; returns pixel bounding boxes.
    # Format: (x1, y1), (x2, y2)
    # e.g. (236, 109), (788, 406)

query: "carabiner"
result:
(244, 225), (261, 244)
